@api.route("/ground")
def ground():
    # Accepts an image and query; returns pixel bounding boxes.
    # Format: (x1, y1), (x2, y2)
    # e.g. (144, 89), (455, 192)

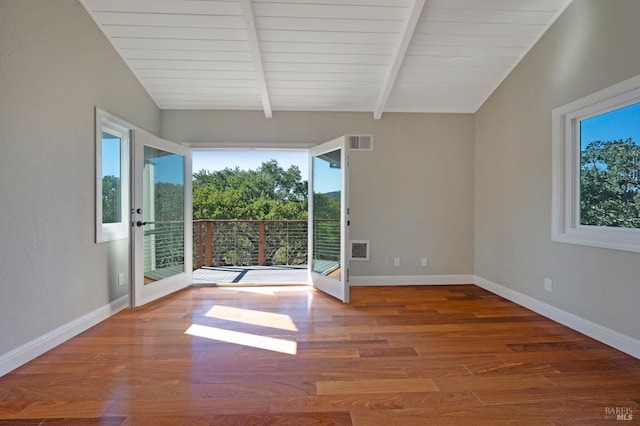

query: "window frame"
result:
(552, 74), (640, 253)
(96, 108), (130, 243)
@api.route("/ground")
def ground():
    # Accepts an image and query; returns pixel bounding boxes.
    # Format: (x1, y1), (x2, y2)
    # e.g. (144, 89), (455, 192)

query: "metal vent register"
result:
(348, 135), (373, 151)
(350, 240), (370, 261)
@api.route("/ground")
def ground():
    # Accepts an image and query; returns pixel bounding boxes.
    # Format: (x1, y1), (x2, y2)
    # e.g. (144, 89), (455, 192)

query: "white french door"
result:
(308, 136), (350, 303)
(130, 130), (192, 307)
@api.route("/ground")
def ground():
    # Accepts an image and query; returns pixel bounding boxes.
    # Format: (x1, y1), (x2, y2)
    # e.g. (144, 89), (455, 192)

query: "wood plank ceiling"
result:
(80, 0), (573, 118)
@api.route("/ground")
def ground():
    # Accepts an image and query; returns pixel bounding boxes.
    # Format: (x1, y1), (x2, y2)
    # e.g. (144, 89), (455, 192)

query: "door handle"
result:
(136, 221), (148, 227)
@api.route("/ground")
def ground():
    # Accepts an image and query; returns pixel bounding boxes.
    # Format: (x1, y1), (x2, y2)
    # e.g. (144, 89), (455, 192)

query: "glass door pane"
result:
(309, 137), (349, 303)
(312, 150), (342, 280)
(132, 130), (192, 307)
(143, 146), (185, 284)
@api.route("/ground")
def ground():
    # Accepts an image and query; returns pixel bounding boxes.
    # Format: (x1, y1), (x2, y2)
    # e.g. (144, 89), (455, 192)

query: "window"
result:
(552, 75), (640, 252)
(96, 108), (130, 242)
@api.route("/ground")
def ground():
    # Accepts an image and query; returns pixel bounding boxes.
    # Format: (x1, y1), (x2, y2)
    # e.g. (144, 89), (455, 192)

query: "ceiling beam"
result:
(239, 0), (272, 118)
(373, 0), (425, 120)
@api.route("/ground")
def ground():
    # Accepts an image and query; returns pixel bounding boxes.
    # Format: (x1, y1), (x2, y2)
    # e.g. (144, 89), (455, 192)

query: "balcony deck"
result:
(192, 265), (309, 286)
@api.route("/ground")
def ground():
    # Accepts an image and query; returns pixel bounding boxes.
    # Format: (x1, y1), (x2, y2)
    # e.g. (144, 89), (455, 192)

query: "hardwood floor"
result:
(0, 285), (638, 425)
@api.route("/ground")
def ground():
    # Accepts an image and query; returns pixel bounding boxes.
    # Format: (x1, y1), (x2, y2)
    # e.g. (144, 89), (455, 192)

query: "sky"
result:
(580, 102), (640, 149)
(312, 154), (342, 195)
(101, 135), (121, 178)
(193, 150), (309, 179)
(102, 148), (311, 186)
(193, 150), (345, 194)
(152, 153), (184, 184)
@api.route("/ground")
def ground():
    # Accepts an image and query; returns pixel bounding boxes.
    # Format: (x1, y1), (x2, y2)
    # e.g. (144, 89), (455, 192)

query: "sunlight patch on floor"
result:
(205, 305), (299, 332)
(185, 324), (298, 355)
(232, 285), (312, 296)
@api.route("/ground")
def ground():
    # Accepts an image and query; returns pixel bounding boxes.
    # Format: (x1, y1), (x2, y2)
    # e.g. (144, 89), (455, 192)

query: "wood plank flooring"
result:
(0, 285), (638, 425)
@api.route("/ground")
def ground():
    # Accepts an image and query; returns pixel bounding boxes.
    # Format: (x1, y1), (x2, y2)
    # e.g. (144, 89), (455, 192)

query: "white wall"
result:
(475, 0), (640, 340)
(161, 110), (475, 279)
(0, 0), (159, 356)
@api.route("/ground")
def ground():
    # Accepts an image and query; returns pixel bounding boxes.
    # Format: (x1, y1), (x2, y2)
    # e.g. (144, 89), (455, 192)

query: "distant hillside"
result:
(322, 191), (340, 199)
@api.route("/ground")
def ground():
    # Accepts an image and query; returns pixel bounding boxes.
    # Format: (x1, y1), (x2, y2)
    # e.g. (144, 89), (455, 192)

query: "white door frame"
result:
(130, 130), (193, 307)
(308, 136), (350, 303)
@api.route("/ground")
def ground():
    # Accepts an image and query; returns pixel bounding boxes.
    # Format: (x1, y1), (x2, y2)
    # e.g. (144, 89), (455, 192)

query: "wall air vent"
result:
(347, 134), (373, 151)
(350, 240), (370, 261)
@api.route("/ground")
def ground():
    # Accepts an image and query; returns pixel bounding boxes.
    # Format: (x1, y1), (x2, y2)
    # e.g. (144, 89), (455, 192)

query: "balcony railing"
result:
(193, 219), (311, 268)
(143, 221), (185, 272)
(143, 219), (339, 271)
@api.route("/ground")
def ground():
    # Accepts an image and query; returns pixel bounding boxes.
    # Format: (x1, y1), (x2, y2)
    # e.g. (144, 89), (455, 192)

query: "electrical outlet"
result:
(544, 278), (552, 292)
(421, 257), (428, 267)
(393, 257), (400, 267)
(118, 273), (125, 287)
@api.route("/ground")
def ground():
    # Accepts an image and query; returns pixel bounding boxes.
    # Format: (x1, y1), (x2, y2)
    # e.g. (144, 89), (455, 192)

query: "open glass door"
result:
(308, 136), (349, 303)
(131, 130), (192, 307)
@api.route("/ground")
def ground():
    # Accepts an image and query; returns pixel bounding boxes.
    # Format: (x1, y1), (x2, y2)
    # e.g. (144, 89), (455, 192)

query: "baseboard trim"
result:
(350, 274), (474, 286)
(0, 295), (129, 377)
(474, 275), (640, 360)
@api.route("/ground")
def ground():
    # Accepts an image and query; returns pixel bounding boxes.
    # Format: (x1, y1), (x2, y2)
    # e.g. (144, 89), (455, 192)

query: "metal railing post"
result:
(194, 221), (203, 269)
(258, 221), (265, 266)
(205, 221), (213, 267)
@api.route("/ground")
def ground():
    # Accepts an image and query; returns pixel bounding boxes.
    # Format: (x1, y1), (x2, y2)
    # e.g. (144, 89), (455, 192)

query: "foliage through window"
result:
(192, 160), (309, 266)
(552, 75), (640, 252)
(96, 109), (130, 242)
(192, 160), (308, 220)
(101, 132), (123, 224)
(580, 104), (640, 228)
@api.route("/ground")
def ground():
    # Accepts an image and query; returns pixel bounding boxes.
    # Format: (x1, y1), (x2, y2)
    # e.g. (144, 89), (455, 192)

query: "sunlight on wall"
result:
(185, 324), (297, 355)
(205, 305), (299, 332)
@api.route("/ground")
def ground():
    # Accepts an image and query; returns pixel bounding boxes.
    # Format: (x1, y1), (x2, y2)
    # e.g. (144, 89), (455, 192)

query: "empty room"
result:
(0, 0), (639, 424)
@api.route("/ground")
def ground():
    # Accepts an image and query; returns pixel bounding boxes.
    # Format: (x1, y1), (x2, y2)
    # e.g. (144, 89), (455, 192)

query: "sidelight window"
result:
(96, 108), (130, 242)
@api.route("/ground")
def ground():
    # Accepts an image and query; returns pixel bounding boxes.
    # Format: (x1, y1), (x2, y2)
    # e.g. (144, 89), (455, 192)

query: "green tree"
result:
(192, 160), (307, 220)
(154, 182), (184, 221)
(149, 182), (185, 268)
(192, 160), (309, 266)
(102, 175), (121, 223)
(312, 192), (340, 219)
(580, 138), (640, 228)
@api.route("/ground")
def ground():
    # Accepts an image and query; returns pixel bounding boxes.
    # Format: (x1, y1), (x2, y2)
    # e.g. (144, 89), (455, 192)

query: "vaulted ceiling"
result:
(80, 0), (573, 118)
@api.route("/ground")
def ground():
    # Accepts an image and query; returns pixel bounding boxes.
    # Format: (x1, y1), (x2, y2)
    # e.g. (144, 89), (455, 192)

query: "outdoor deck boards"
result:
(192, 265), (308, 285)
